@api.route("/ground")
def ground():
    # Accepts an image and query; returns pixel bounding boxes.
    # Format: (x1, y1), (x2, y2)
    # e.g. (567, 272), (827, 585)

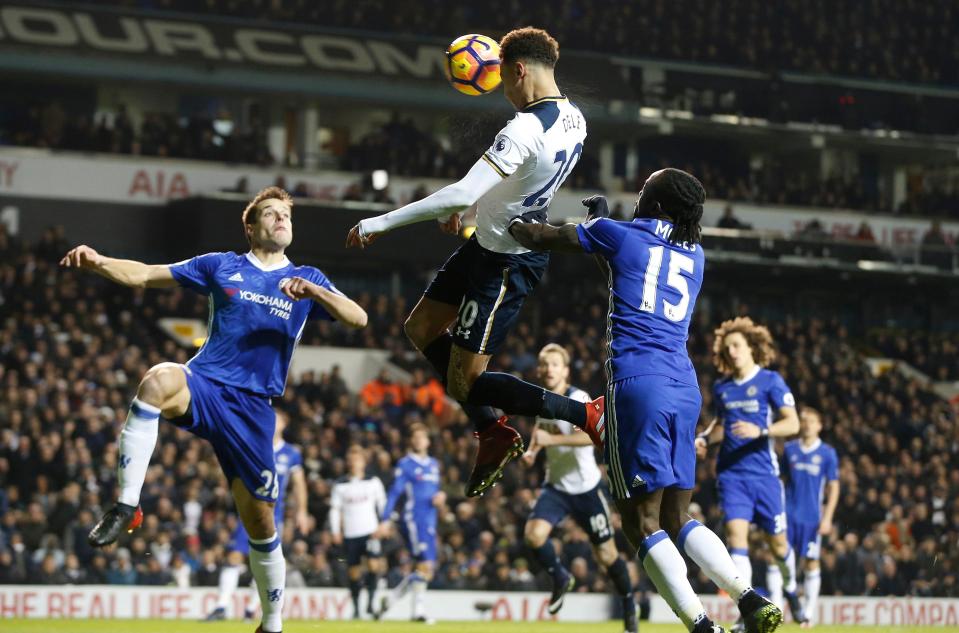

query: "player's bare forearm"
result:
(97, 257), (177, 288)
(60, 245), (176, 288)
(769, 407), (800, 437)
(292, 470), (308, 517)
(509, 222), (583, 253)
(822, 480), (840, 524)
(312, 286), (368, 328)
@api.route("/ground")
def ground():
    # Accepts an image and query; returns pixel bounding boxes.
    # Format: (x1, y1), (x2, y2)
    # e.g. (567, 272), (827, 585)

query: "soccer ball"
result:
(445, 34), (502, 96)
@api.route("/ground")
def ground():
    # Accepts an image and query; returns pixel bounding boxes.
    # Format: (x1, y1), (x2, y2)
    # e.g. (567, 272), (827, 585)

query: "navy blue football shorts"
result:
(530, 483), (615, 545)
(424, 235), (548, 355)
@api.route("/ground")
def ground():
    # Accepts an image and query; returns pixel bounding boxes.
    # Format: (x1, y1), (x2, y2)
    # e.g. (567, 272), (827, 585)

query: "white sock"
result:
(804, 569), (821, 623)
(767, 563), (783, 608)
(216, 564), (242, 611)
(730, 548), (753, 590)
(641, 531), (706, 631)
(117, 398), (160, 506)
(248, 577), (261, 614)
(248, 533), (285, 633)
(411, 577), (427, 619)
(679, 520), (751, 599)
(393, 571), (419, 600)
(774, 547), (798, 593)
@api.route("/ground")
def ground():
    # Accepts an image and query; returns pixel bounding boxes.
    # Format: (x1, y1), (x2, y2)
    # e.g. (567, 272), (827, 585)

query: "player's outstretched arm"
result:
(60, 245), (177, 288)
(509, 220), (583, 252)
(346, 157), (502, 247)
(281, 278), (368, 329)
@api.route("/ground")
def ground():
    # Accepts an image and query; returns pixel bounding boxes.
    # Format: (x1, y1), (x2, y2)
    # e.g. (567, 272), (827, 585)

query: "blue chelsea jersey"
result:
(382, 454), (440, 524)
(273, 441), (303, 525)
(170, 251), (337, 396)
(715, 367), (796, 477)
(783, 439), (838, 524)
(576, 218), (705, 386)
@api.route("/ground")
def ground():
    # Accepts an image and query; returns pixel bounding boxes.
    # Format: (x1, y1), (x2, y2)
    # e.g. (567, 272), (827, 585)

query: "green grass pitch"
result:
(5, 621), (959, 633)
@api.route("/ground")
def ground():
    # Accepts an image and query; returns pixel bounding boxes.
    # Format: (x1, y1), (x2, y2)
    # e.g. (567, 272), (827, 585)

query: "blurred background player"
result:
(61, 187), (368, 633)
(206, 410), (307, 622)
(329, 445), (387, 620)
(376, 423), (444, 623)
(782, 408), (840, 628)
(346, 27), (602, 498)
(697, 317), (805, 627)
(521, 343), (637, 632)
(510, 169), (782, 633)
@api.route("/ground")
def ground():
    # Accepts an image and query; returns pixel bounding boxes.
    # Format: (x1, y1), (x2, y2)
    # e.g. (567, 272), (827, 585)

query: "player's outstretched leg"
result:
(89, 363), (188, 547)
(767, 535), (805, 624)
(676, 519), (782, 633)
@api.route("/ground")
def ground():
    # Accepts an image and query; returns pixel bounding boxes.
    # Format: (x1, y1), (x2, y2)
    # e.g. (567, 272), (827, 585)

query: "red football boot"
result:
(466, 416), (525, 497)
(583, 395), (606, 449)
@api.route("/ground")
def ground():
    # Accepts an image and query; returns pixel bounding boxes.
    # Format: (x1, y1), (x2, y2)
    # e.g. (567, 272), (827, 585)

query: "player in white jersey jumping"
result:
(330, 445), (387, 620)
(347, 27), (603, 498)
(521, 344), (637, 633)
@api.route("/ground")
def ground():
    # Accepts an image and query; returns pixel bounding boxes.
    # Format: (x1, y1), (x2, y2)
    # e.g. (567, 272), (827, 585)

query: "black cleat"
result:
(784, 590), (808, 625)
(87, 503), (143, 547)
(692, 616), (727, 633)
(738, 589), (783, 633)
(547, 573), (575, 615)
(623, 596), (638, 633)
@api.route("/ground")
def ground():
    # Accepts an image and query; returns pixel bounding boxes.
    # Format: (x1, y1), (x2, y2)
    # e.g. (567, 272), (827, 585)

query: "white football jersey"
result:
(478, 96), (587, 254)
(329, 475), (386, 539)
(538, 387), (602, 495)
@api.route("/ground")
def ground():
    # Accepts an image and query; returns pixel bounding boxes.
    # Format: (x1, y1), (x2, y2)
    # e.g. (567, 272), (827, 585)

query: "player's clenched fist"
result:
(280, 276), (319, 301)
(60, 245), (102, 269)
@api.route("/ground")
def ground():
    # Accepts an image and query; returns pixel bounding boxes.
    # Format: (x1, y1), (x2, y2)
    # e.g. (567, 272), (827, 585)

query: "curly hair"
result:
(500, 27), (559, 67)
(712, 316), (777, 374)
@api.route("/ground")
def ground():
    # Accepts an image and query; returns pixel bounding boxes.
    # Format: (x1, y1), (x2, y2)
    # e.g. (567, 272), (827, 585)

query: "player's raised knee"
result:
(138, 363), (186, 405)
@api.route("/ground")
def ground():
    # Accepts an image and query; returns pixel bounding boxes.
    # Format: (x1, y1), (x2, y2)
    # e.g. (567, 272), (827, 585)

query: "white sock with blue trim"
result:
(804, 569), (821, 623)
(117, 398), (160, 506)
(679, 520), (751, 600)
(640, 530), (706, 631)
(729, 547), (753, 592)
(249, 533), (285, 633)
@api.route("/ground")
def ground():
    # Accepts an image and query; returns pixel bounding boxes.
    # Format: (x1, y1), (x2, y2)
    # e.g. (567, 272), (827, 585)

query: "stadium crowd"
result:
(95, 0), (959, 85)
(0, 102), (273, 166)
(1, 226), (957, 602)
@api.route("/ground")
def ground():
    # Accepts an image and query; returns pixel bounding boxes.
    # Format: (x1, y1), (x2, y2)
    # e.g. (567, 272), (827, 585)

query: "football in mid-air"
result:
(445, 34), (502, 96)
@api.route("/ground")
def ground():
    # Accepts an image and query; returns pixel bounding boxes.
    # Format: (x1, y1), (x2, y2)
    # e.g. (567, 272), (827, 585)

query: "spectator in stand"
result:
(717, 205), (749, 230)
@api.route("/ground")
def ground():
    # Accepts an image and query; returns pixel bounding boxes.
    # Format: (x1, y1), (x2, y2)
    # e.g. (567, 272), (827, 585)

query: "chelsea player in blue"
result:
(375, 423), (444, 623)
(206, 410), (309, 622)
(782, 407), (839, 627)
(696, 317), (804, 627)
(61, 187), (367, 633)
(510, 168), (782, 633)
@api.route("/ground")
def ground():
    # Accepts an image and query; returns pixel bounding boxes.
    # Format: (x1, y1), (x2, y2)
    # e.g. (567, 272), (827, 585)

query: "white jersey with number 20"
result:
(478, 96), (587, 254)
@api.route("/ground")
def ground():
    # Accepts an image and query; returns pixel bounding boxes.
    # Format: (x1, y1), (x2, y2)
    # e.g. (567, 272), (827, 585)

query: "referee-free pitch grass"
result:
(5, 621), (959, 633)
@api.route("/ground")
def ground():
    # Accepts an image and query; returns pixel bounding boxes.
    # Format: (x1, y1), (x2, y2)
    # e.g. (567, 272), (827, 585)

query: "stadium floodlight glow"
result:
(372, 170), (389, 191)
